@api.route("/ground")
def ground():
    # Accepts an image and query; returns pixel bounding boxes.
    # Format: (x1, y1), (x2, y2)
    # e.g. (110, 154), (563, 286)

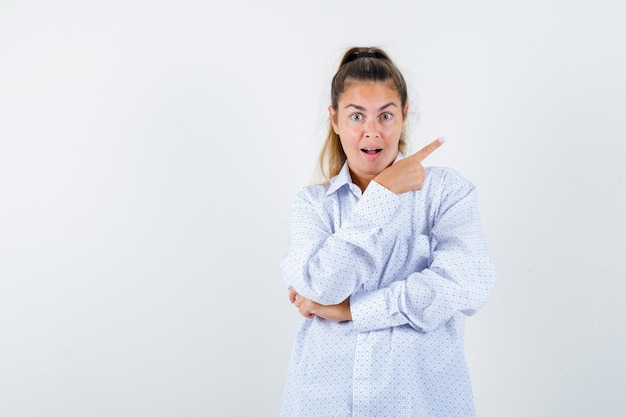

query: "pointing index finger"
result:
(412, 137), (445, 162)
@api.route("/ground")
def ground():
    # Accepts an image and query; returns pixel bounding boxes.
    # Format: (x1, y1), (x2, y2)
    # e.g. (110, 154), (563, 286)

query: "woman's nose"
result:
(364, 119), (379, 137)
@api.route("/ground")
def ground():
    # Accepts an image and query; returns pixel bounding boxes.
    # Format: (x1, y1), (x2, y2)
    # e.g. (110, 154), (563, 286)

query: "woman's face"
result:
(330, 81), (406, 190)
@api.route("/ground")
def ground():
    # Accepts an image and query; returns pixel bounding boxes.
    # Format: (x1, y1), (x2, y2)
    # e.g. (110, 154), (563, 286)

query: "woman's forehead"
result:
(339, 81), (402, 106)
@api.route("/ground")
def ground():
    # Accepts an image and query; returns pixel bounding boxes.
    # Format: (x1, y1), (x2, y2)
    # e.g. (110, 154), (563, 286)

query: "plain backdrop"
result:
(1, 1), (625, 416)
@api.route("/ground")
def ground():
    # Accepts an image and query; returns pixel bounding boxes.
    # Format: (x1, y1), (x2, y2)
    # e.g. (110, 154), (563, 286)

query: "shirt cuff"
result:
(350, 286), (408, 333)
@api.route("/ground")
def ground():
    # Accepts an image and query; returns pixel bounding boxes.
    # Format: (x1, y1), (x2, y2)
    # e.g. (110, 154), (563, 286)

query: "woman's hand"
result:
(288, 288), (352, 322)
(374, 137), (444, 194)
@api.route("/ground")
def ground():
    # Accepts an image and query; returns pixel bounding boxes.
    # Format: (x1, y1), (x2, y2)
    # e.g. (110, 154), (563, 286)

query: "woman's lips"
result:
(361, 147), (382, 155)
(360, 147), (383, 161)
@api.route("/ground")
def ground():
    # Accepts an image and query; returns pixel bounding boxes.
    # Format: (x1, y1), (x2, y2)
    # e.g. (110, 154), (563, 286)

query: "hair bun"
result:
(345, 51), (384, 63)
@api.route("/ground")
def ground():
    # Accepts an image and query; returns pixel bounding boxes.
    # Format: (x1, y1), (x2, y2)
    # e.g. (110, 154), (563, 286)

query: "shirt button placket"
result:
(352, 332), (372, 417)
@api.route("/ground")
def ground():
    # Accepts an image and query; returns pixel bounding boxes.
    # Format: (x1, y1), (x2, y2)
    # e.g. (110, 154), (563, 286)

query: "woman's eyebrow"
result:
(344, 102), (398, 111)
(379, 102), (398, 111)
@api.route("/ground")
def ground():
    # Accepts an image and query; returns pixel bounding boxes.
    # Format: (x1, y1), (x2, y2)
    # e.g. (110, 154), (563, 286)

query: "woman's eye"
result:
(350, 114), (363, 121)
(381, 113), (392, 121)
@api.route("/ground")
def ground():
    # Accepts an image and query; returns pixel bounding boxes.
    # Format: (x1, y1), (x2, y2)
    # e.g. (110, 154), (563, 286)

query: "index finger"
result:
(412, 137), (445, 162)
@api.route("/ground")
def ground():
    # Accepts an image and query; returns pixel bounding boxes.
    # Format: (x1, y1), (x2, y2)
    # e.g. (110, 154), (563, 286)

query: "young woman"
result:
(280, 46), (496, 417)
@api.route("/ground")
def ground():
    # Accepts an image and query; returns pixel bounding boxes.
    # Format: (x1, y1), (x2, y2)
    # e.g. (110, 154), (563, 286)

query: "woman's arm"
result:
(288, 287), (352, 322)
(281, 140), (443, 307)
(349, 169), (497, 333)
(281, 181), (400, 306)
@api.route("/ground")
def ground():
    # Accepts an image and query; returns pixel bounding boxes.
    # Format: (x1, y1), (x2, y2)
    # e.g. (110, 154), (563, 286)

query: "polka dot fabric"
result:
(280, 156), (496, 417)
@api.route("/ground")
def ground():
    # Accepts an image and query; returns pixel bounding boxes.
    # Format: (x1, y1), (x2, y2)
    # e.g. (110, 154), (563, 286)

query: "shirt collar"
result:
(325, 153), (405, 197)
(325, 161), (352, 196)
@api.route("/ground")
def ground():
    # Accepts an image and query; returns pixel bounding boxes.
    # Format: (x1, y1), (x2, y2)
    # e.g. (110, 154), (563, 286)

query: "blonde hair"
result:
(317, 47), (409, 184)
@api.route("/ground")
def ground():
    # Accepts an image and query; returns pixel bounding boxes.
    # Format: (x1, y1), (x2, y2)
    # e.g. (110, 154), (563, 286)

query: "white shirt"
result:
(280, 157), (496, 417)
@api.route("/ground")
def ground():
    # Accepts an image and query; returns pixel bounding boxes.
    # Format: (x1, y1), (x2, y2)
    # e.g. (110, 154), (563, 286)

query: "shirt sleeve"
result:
(281, 181), (401, 306)
(350, 169), (497, 333)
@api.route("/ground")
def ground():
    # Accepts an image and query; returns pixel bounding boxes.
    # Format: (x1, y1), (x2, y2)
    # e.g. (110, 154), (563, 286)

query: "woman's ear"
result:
(329, 105), (339, 134)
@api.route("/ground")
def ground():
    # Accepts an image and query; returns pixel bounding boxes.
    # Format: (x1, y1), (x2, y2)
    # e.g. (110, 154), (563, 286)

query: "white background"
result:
(1, 1), (624, 416)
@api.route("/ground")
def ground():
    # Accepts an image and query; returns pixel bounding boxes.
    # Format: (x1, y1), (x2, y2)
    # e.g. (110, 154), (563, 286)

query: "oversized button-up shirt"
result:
(280, 157), (496, 417)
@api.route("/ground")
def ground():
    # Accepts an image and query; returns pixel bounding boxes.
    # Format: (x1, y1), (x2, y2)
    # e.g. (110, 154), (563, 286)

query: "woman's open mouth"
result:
(361, 147), (382, 155)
